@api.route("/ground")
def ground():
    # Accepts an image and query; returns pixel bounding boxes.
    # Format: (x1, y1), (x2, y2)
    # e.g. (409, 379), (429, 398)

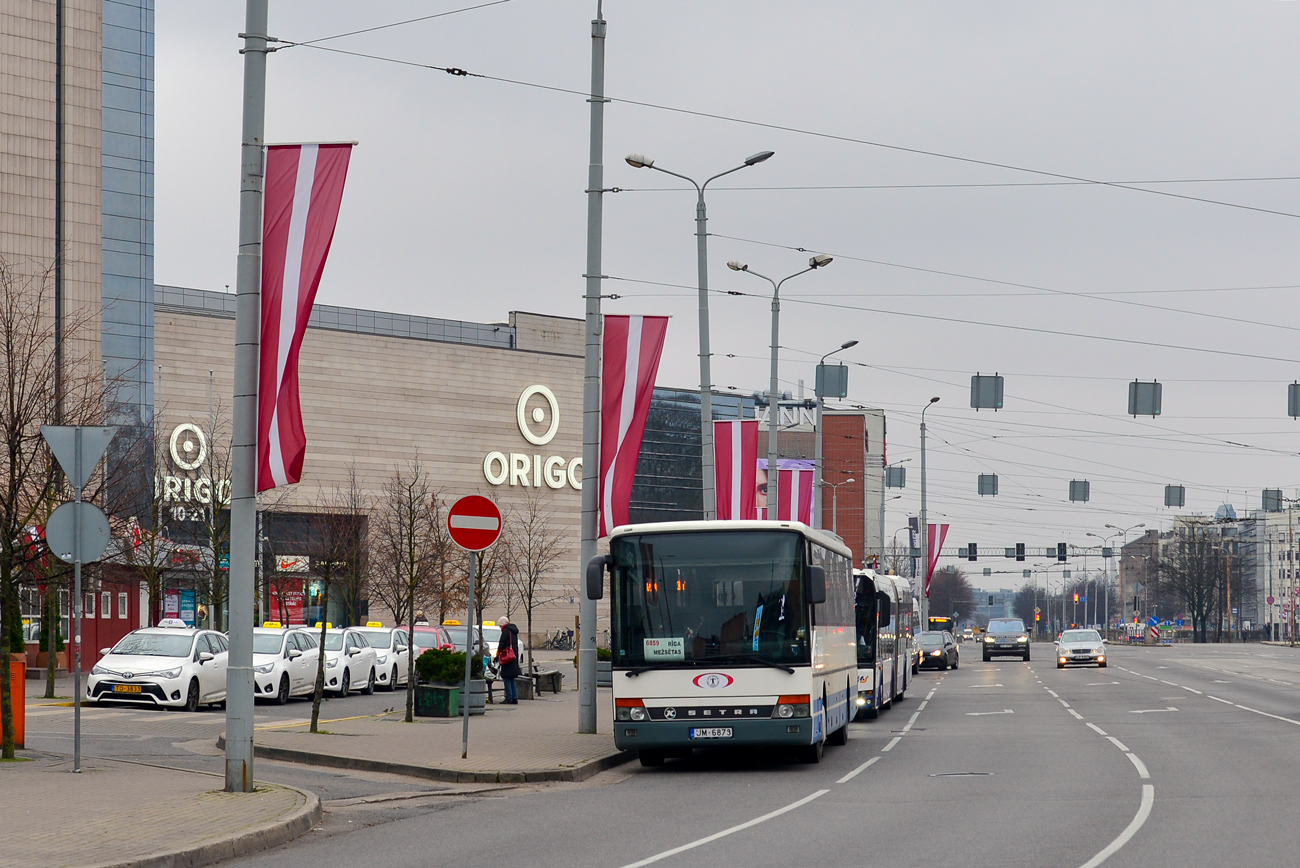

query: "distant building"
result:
(972, 589), (1016, 626)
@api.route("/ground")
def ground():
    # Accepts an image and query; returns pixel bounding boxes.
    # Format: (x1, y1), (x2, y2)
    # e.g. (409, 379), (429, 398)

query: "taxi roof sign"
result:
(366, 621), (384, 628)
(314, 622), (333, 629)
(443, 619), (461, 626)
(262, 621), (283, 629)
(158, 618), (188, 628)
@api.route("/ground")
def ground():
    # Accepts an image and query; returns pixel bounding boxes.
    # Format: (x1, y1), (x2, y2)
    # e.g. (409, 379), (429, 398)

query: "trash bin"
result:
(414, 684), (459, 717)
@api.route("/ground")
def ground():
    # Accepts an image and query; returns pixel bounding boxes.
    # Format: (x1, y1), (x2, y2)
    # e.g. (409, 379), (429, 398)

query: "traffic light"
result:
(1015, 542), (1025, 561)
(1057, 542), (1067, 563)
(1073, 593), (1079, 603)
(968, 543), (978, 562)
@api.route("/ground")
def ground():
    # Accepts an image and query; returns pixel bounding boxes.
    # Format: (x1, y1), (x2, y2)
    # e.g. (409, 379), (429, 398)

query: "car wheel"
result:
(939, 660), (948, 671)
(389, 666), (400, 691)
(1024, 650), (1031, 662)
(1099, 662), (1107, 668)
(912, 662), (919, 675)
(275, 674), (290, 705)
(639, 750), (665, 767)
(982, 654), (990, 662)
(339, 670), (351, 697)
(1057, 662), (1066, 669)
(799, 739), (824, 764)
(184, 679), (200, 713)
(362, 668), (376, 695)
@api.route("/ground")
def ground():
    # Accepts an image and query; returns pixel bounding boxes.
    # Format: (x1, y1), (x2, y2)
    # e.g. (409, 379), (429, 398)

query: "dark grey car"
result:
(982, 617), (1030, 661)
(918, 631), (959, 670)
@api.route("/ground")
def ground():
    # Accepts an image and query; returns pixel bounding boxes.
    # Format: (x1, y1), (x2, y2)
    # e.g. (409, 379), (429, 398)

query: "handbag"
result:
(499, 644), (517, 666)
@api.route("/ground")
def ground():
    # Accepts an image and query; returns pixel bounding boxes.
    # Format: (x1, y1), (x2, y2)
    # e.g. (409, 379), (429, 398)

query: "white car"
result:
(321, 628), (378, 696)
(252, 627), (321, 703)
(1057, 628), (1107, 669)
(353, 624), (411, 691)
(89, 622), (228, 712)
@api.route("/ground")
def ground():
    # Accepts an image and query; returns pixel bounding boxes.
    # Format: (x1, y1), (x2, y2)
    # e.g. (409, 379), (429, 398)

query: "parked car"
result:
(918, 630), (960, 670)
(400, 624), (455, 661)
(1056, 629), (1107, 668)
(321, 628), (378, 696)
(983, 617), (1031, 662)
(88, 621), (228, 712)
(443, 620), (504, 662)
(353, 623), (412, 690)
(252, 626), (320, 704)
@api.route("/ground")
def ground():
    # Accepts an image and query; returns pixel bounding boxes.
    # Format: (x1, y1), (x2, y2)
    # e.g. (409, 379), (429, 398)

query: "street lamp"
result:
(1105, 522), (1146, 631)
(727, 254), (834, 518)
(919, 396), (940, 627)
(813, 339), (858, 529)
(625, 150), (774, 519)
(826, 477), (855, 536)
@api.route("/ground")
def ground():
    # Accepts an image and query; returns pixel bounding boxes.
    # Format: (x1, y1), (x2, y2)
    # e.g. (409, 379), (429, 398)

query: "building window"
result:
(118, 593), (129, 620)
(85, 594), (95, 618)
(102, 592), (111, 618)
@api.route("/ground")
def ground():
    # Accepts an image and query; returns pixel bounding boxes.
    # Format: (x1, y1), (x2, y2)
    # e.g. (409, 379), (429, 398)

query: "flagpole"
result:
(226, 0), (269, 793)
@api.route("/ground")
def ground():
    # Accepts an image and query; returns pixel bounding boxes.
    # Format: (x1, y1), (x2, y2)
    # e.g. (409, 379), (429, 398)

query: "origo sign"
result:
(482, 385), (581, 490)
(155, 423), (232, 518)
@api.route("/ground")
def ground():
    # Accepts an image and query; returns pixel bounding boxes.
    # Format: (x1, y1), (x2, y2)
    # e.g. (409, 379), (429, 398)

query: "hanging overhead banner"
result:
(599, 315), (669, 537)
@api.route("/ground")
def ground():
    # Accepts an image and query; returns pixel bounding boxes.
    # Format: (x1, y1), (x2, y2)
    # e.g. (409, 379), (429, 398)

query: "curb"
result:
(217, 736), (634, 784)
(83, 784), (321, 868)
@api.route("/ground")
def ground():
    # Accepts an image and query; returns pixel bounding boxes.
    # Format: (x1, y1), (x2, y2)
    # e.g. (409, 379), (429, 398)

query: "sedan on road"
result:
(983, 617), (1031, 661)
(252, 627), (320, 704)
(89, 623), (228, 711)
(918, 630), (960, 670)
(1057, 629), (1107, 668)
(321, 628), (379, 696)
(353, 623), (412, 691)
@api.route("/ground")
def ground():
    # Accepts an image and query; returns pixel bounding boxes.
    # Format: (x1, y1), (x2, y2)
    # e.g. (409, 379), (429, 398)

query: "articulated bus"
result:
(587, 520), (855, 765)
(853, 570), (915, 719)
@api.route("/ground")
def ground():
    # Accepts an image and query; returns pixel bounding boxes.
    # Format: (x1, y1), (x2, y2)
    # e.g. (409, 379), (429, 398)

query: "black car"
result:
(983, 617), (1030, 661)
(918, 630), (959, 670)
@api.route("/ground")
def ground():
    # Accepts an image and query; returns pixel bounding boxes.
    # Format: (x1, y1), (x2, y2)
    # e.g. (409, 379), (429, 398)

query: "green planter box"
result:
(414, 684), (459, 717)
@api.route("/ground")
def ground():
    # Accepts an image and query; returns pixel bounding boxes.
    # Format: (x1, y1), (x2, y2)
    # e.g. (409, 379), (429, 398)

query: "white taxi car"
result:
(352, 623), (411, 691)
(88, 620), (228, 712)
(252, 625), (321, 704)
(321, 627), (378, 696)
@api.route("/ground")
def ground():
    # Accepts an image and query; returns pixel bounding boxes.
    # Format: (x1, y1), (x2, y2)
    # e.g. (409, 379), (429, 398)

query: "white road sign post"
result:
(446, 495), (504, 759)
(41, 425), (117, 773)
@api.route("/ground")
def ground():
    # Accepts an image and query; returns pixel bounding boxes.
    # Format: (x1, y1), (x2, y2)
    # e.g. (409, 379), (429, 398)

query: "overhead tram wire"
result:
(280, 1), (517, 48)
(618, 176), (1300, 192)
(268, 42), (1300, 222)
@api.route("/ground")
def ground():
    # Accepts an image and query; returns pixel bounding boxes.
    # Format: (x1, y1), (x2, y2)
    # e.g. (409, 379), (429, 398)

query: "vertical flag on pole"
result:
(713, 420), (758, 520)
(599, 315), (669, 536)
(756, 460), (815, 523)
(926, 522), (950, 597)
(257, 143), (353, 492)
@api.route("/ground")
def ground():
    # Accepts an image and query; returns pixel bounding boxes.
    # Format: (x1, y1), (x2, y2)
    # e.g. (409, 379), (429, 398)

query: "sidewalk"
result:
(223, 668), (632, 784)
(0, 752), (319, 868)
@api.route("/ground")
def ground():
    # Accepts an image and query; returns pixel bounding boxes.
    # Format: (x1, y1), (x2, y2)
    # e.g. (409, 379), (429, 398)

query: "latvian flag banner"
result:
(713, 420), (759, 520)
(257, 143), (353, 492)
(599, 315), (669, 537)
(758, 460), (815, 524)
(926, 522), (951, 597)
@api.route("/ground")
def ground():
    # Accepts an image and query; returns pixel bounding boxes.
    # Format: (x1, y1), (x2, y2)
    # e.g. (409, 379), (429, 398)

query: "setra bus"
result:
(587, 520), (855, 765)
(853, 570), (915, 719)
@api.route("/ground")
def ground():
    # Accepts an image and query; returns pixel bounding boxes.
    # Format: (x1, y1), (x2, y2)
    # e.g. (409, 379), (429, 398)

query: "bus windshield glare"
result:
(855, 576), (877, 665)
(610, 531), (809, 668)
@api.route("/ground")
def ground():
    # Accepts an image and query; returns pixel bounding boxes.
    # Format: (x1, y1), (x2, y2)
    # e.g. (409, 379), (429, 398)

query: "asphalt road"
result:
(29, 642), (1300, 867)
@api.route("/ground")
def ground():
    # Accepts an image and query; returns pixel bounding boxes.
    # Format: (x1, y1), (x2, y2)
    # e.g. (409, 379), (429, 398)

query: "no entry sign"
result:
(447, 495), (503, 551)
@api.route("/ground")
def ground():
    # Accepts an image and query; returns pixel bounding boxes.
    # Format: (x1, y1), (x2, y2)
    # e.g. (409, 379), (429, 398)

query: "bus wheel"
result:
(799, 739), (824, 764)
(827, 723), (847, 746)
(638, 750), (665, 767)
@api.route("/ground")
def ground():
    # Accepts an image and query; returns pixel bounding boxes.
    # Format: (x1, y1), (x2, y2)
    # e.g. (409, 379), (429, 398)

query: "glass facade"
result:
(102, 0), (155, 426)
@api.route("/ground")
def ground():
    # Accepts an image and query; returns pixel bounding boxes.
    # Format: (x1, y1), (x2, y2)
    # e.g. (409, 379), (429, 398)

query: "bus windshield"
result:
(855, 575), (877, 665)
(610, 531), (810, 668)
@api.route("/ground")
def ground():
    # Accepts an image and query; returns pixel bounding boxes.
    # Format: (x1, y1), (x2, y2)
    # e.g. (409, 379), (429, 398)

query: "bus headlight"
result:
(773, 695), (810, 719)
(629, 707), (648, 722)
(616, 699), (645, 721)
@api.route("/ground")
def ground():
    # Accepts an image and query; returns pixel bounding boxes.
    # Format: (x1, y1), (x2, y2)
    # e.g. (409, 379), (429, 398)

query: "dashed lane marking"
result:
(836, 756), (879, 784)
(1106, 736), (1130, 751)
(1125, 753), (1151, 780)
(881, 736), (902, 752)
(1086, 722), (1107, 736)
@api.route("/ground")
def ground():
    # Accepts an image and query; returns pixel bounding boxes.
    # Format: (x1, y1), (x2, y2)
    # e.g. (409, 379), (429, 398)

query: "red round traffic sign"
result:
(447, 495), (503, 552)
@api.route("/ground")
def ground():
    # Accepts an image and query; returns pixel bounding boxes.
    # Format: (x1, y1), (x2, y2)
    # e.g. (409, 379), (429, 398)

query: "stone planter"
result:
(596, 660), (613, 688)
(414, 684), (459, 717)
(464, 678), (487, 715)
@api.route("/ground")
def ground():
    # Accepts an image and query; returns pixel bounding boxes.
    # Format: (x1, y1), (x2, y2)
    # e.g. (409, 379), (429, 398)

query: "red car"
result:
(398, 624), (455, 656)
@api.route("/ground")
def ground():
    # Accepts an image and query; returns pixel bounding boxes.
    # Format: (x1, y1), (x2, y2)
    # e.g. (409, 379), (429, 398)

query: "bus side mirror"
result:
(586, 555), (611, 601)
(806, 565), (827, 605)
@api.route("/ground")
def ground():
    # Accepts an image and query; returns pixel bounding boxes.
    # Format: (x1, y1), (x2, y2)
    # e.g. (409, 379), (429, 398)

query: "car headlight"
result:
(376, 654), (388, 665)
(254, 663), (275, 675)
(149, 667), (183, 679)
(91, 664), (108, 676)
(930, 650), (942, 656)
(326, 658), (339, 668)
(984, 636), (994, 643)
(1016, 636), (1028, 643)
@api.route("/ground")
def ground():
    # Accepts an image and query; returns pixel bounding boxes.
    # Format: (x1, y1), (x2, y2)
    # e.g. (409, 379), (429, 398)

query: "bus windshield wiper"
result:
(697, 654), (795, 674)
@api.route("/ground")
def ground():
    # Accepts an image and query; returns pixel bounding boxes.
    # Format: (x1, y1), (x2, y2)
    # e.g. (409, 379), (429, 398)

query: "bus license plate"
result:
(690, 727), (732, 739)
(113, 684), (142, 693)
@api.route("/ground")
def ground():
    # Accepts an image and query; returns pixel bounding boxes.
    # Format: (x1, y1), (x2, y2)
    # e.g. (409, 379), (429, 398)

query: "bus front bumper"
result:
(613, 717), (815, 750)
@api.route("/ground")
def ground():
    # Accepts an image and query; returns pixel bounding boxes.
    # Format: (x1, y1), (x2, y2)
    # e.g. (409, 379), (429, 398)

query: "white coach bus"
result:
(853, 569), (915, 719)
(587, 520), (855, 766)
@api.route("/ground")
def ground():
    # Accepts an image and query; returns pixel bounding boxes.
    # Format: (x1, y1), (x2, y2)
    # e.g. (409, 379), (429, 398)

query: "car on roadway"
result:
(251, 626), (321, 704)
(321, 627), (379, 696)
(353, 623), (412, 691)
(961, 628), (975, 643)
(1057, 629), (1107, 668)
(918, 630), (960, 670)
(983, 617), (1031, 662)
(88, 621), (228, 712)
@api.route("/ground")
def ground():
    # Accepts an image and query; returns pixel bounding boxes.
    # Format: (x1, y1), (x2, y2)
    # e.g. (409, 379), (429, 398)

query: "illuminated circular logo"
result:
(169, 423), (208, 471)
(516, 385), (560, 446)
(692, 673), (734, 690)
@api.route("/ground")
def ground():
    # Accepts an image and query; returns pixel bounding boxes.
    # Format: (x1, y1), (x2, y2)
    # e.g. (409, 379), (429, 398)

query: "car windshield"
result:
(854, 575), (878, 665)
(919, 633), (944, 646)
(988, 619), (1026, 633)
(252, 634), (284, 654)
(1061, 630), (1102, 643)
(610, 530), (809, 668)
(111, 632), (194, 657)
(355, 629), (391, 648)
(322, 633), (345, 651)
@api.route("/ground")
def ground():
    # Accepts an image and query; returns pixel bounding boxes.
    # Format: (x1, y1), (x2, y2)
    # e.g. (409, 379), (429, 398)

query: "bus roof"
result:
(606, 519), (853, 559)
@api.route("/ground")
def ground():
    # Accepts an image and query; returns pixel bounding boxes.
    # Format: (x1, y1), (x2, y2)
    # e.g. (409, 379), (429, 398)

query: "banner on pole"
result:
(757, 459), (815, 524)
(714, 420), (759, 521)
(926, 522), (950, 597)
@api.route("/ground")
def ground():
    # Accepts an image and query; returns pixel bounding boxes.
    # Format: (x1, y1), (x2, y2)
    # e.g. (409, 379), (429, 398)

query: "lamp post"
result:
(626, 150), (773, 520)
(826, 477), (855, 536)
(919, 396), (940, 627)
(1105, 522), (1146, 633)
(727, 255), (834, 519)
(813, 340), (858, 529)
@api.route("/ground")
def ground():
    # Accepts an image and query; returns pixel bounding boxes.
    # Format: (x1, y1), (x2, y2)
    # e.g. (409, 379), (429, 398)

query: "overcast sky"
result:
(157, 2), (1300, 588)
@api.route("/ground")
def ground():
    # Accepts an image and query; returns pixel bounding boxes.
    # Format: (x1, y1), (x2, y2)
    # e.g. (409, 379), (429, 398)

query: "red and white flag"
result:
(757, 464), (815, 524)
(257, 143), (353, 492)
(713, 420), (759, 520)
(599, 315), (669, 537)
(926, 522), (950, 597)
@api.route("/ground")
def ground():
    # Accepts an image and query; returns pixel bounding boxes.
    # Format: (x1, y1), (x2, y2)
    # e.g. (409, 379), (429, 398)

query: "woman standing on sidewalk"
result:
(497, 617), (522, 704)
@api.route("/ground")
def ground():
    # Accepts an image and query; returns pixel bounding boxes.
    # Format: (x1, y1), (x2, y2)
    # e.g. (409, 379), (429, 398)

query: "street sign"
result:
(1147, 616), (1159, 627)
(447, 495), (503, 552)
(1034, 607), (1041, 614)
(45, 501), (111, 563)
(42, 425), (118, 489)
(1267, 596), (1276, 605)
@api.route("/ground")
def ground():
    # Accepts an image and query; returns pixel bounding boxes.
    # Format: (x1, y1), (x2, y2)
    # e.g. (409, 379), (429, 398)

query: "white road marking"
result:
(1181, 687), (1203, 694)
(1125, 753), (1151, 779)
(882, 736), (902, 752)
(925, 690), (936, 700)
(907, 712), (921, 726)
(1059, 700), (1071, 708)
(969, 684), (1004, 688)
(1208, 696), (1232, 704)
(1086, 722), (1108, 736)
(1077, 784), (1155, 868)
(1231, 704), (1300, 727)
(1068, 709), (1084, 720)
(1141, 675), (1159, 681)
(1106, 736), (1130, 751)
(1046, 690), (1060, 698)
(619, 789), (830, 868)
(966, 710), (1014, 716)
(837, 756), (879, 783)
(1130, 708), (1177, 714)
(917, 701), (928, 711)
(1159, 680), (1177, 686)
(1086, 682), (1120, 686)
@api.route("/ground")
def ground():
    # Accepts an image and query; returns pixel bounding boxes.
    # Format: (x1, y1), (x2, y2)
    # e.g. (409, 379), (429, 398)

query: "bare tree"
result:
(506, 488), (569, 673)
(1157, 528), (1227, 643)
(928, 566), (975, 624)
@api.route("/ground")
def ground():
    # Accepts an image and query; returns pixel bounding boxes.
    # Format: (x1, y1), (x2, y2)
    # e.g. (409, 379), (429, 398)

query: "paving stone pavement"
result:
(0, 754), (315, 868)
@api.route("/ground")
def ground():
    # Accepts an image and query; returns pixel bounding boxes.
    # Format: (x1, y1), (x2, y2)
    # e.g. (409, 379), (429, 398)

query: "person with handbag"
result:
(497, 617), (522, 704)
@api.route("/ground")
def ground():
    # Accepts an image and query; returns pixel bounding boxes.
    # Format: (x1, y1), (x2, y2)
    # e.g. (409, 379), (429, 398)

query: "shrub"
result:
(415, 648), (484, 685)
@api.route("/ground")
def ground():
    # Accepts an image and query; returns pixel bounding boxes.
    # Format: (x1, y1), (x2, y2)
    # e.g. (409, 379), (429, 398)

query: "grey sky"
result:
(157, 2), (1300, 587)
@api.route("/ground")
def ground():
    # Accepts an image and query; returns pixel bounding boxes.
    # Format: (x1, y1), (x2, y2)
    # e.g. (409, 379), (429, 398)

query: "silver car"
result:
(1056, 629), (1107, 668)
